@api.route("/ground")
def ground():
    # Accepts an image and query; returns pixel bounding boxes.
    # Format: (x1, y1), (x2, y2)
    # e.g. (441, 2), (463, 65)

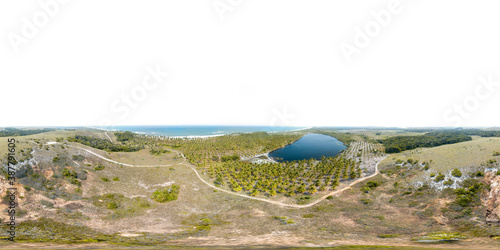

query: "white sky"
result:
(1, 0), (500, 128)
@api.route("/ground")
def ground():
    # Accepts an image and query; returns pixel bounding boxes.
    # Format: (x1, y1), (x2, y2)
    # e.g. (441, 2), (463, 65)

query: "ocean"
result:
(94, 125), (309, 137)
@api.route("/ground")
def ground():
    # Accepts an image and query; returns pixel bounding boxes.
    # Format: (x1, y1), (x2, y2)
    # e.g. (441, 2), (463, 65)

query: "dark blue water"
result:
(93, 125), (308, 137)
(269, 133), (346, 162)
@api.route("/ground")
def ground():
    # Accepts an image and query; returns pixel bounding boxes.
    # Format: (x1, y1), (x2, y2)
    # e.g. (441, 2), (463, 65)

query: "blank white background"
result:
(1, 0), (499, 128)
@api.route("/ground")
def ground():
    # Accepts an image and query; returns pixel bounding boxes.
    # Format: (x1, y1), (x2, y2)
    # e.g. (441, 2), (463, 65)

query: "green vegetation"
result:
(9, 127), (500, 246)
(107, 202), (118, 209)
(62, 167), (77, 178)
(380, 131), (472, 153)
(150, 131), (304, 164)
(360, 198), (374, 205)
(62, 167), (81, 186)
(101, 177), (110, 182)
(114, 131), (135, 141)
(443, 178), (454, 186)
(151, 185), (180, 202)
(306, 129), (356, 145)
(92, 193), (153, 220)
(452, 179), (484, 208)
(273, 216), (295, 225)
(434, 172), (445, 182)
(296, 195), (311, 204)
(149, 145), (169, 155)
(221, 155), (239, 162)
(68, 135), (143, 152)
(0, 127), (53, 137)
(208, 156), (359, 197)
(459, 129), (500, 137)
(413, 232), (466, 243)
(361, 180), (380, 193)
(71, 154), (85, 161)
(451, 168), (462, 178)
(52, 156), (65, 165)
(94, 164), (105, 171)
(15, 217), (207, 245)
(377, 234), (398, 238)
(302, 214), (316, 218)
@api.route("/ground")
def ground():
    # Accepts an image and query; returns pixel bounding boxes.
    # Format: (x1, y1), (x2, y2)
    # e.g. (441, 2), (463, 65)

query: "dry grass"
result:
(379, 136), (500, 185)
(2, 129), (500, 247)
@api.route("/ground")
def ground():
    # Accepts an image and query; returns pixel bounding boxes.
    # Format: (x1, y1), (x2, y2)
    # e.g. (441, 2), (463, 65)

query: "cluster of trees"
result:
(361, 180), (380, 193)
(452, 179), (484, 208)
(379, 132), (473, 153)
(207, 156), (360, 197)
(62, 167), (80, 186)
(114, 131), (136, 141)
(151, 185), (180, 202)
(68, 135), (143, 152)
(149, 145), (169, 155)
(456, 129), (500, 138)
(143, 132), (304, 165)
(0, 127), (53, 137)
(221, 155), (239, 162)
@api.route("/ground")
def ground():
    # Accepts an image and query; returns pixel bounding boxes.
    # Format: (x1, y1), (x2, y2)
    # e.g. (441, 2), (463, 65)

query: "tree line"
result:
(0, 128), (54, 137)
(68, 135), (143, 152)
(380, 129), (500, 153)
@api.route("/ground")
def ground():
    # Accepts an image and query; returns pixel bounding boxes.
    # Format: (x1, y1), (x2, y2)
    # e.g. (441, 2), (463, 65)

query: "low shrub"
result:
(94, 164), (105, 171)
(151, 185), (180, 203)
(451, 168), (462, 178)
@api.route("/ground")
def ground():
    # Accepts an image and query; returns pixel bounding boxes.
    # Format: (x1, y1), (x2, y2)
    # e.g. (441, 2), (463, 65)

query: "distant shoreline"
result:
(86, 126), (312, 139)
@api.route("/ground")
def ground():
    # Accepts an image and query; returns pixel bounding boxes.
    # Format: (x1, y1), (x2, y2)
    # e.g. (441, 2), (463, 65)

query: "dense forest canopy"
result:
(68, 134), (144, 152)
(0, 127), (54, 137)
(114, 131), (136, 141)
(379, 130), (500, 153)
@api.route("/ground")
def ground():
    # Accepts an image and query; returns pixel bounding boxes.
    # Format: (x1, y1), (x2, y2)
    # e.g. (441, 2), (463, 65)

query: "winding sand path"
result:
(104, 132), (113, 143)
(45, 141), (387, 208)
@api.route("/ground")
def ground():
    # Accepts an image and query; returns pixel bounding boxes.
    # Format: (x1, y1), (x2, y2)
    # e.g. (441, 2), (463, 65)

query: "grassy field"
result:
(331, 129), (428, 141)
(379, 136), (500, 186)
(2, 128), (500, 248)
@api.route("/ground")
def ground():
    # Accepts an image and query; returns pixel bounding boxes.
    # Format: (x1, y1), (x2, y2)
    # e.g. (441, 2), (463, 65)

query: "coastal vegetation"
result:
(68, 134), (144, 152)
(379, 131), (472, 153)
(142, 131), (305, 164)
(305, 128), (357, 145)
(2, 127), (500, 247)
(0, 127), (53, 137)
(208, 156), (360, 197)
(380, 130), (500, 153)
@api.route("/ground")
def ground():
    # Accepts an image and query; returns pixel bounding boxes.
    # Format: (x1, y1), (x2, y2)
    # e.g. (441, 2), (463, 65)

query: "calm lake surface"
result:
(269, 133), (346, 162)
